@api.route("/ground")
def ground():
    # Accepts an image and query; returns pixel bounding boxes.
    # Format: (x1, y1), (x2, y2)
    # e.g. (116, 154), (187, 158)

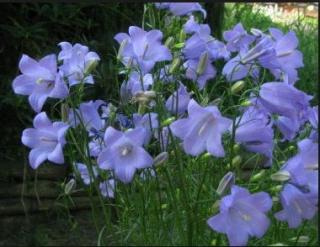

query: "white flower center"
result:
(120, 144), (133, 157)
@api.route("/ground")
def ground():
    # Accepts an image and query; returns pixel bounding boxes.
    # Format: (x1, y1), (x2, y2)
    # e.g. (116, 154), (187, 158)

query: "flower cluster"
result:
(12, 2), (318, 246)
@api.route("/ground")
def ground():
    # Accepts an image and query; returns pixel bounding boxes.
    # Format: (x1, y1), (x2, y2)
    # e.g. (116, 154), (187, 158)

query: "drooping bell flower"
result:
(223, 23), (255, 52)
(235, 105), (274, 167)
(266, 28), (304, 84)
(258, 82), (312, 134)
(133, 112), (159, 145)
(170, 99), (232, 157)
(12, 54), (69, 112)
(184, 56), (217, 89)
(21, 112), (69, 169)
(99, 179), (116, 198)
(207, 185), (272, 246)
(74, 162), (98, 185)
(68, 100), (106, 132)
(155, 2), (206, 18)
(114, 26), (172, 74)
(120, 72), (153, 102)
(165, 83), (190, 115)
(275, 183), (317, 228)
(97, 127), (153, 183)
(58, 42), (100, 86)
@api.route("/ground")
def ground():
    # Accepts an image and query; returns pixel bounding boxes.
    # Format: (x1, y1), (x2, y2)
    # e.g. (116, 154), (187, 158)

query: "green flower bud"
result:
(240, 99), (252, 107)
(84, 59), (99, 75)
(165, 36), (174, 48)
(64, 178), (76, 195)
(233, 144), (241, 153)
(270, 185), (283, 193)
(60, 103), (69, 122)
(216, 172), (235, 196)
(289, 236), (310, 244)
(161, 117), (176, 127)
(179, 30), (186, 42)
(117, 38), (128, 60)
(230, 80), (246, 94)
(270, 170), (291, 182)
(196, 52), (208, 75)
(154, 152), (169, 166)
(232, 155), (242, 168)
(250, 169), (266, 182)
(169, 57), (181, 74)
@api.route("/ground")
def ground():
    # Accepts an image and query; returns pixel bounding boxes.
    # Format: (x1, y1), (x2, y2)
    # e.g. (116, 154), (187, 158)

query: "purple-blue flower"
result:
(97, 127), (153, 183)
(170, 99), (232, 156)
(99, 179), (116, 198)
(223, 23), (255, 52)
(133, 112), (159, 145)
(21, 112), (69, 169)
(184, 57), (216, 89)
(58, 42), (100, 86)
(207, 185), (272, 246)
(75, 162), (98, 185)
(68, 100), (106, 132)
(267, 28), (303, 84)
(12, 54), (69, 112)
(120, 72), (153, 102)
(275, 183), (317, 228)
(165, 83), (190, 115)
(114, 26), (172, 74)
(155, 3), (206, 18)
(235, 105), (274, 166)
(258, 82), (312, 139)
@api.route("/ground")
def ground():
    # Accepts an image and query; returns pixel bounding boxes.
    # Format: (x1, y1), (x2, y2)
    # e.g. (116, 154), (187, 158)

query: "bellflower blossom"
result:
(120, 72), (153, 102)
(170, 99), (232, 157)
(235, 105), (274, 167)
(184, 56), (217, 89)
(75, 162), (98, 185)
(223, 23), (255, 52)
(275, 183), (317, 228)
(165, 83), (191, 115)
(12, 54), (69, 112)
(114, 26), (172, 74)
(207, 185), (272, 246)
(264, 28), (303, 84)
(68, 100), (106, 132)
(21, 112), (69, 169)
(258, 82), (312, 139)
(99, 179), (116, 198)
(97, 127), (153, 183)
(58, 42), (100, 86)
(133, 112), (159, 145)
(223, 35), (274, 82)
(155, 2), (206, 18)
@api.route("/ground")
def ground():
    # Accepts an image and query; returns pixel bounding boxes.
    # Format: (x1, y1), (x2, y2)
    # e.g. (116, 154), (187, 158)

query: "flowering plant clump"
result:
(12, 3), (318, 246)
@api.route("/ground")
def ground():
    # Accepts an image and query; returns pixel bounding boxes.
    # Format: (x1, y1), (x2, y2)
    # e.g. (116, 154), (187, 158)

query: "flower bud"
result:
(272, 196), (279, 203)
(117, 38), (128, 60)
(210, 239), (217, 246)
(64, 178), (76, 195)
(161, 117), (176, 127)
(169, 57), (181, 74)
(216, 172), (235, 196)
(289, 236), (310, 244)
(240, 99), (252, 107)
(60, 103), (69, 122)
(270, 170), (291, 182)
(196, 52), (208, 75)
(250, 170), (266, 182)
(154, 152), (169, 166)
(270, 185), (283, 193)
(179, 30), (186, 42)
(210, 200), (220, 214)
(233, 144), (241, 153)
(230, 80), (246, 94)
(210, 97), (222, 106)
(165, 36), (174, 48)
(231, 155), (242, 168)
(84, 59), (99, 74)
